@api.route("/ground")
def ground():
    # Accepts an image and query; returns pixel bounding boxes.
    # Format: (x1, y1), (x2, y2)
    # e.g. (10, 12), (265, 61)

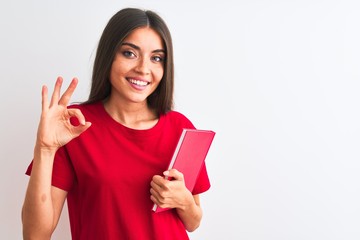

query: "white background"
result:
(1, 0), (360, 239)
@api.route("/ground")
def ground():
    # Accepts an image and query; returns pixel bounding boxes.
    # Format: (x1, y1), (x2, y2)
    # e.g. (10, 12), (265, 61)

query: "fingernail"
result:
(163, 171), (169, 176)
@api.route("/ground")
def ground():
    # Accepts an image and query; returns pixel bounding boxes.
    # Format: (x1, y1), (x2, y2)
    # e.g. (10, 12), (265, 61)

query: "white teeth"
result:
(129, 79), (148, 86)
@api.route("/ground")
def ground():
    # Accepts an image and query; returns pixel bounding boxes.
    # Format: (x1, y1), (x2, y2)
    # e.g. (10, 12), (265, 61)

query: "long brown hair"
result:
(84, 8), (174, 114)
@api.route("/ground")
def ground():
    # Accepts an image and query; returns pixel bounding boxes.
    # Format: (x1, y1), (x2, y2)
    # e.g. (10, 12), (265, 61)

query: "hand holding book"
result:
(150, 169), (194, 211)
(151, 129), (215, 213)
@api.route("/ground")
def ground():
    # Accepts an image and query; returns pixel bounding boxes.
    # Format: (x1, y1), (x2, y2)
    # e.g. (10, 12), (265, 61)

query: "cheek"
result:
(154, 67), (165, 82)
(111, 57), (131, 75)
(110, 63), (129, 82)
(109, 62), (119, 79)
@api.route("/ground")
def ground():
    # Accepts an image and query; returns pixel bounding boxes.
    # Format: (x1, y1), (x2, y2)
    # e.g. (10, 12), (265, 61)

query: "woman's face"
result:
(109, 27), (165, 105)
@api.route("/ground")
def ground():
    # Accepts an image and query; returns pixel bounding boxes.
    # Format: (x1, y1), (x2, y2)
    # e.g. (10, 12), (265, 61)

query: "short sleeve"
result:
(25, 146), (76, 192)
(192, 163), (211, 195)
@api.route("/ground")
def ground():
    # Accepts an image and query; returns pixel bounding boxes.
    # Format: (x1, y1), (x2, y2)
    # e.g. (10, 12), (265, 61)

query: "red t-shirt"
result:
(26, 102), (210, 240)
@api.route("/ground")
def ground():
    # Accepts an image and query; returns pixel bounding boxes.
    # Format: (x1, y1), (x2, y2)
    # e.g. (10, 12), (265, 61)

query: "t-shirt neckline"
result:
(95, 101), (164, 138)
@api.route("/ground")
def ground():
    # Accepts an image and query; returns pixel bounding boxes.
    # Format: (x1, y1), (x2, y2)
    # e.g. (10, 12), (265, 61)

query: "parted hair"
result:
(84, 8), (174, 114)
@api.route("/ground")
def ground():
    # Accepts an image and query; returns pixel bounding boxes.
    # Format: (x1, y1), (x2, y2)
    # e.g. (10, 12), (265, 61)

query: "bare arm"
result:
(22, 77), (91, 239)
(22, 151), (67, 239)
(150, 169), (203, 232)
(175, 194), (202, 232)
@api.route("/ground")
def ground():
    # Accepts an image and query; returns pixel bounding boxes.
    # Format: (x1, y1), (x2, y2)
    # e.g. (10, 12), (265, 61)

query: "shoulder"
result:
(164, 110), (188, 120)
(162, 110), (195, 129)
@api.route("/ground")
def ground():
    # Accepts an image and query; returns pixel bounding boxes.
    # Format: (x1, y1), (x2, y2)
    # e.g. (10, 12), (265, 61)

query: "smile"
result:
(127, 78), (150, 87)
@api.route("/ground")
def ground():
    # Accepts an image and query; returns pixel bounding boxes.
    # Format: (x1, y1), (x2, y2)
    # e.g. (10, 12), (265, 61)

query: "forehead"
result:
(122, 27), (164, 50)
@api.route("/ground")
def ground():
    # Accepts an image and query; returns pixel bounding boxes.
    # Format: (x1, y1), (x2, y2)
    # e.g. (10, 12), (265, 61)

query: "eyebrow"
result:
(121, 42), (165, 54)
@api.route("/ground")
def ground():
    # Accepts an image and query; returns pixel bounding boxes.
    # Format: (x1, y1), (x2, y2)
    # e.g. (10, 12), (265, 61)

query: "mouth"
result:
(127, 78), (150, 87)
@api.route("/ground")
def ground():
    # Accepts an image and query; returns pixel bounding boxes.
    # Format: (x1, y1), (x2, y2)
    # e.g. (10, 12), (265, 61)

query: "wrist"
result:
(34, 144), (58, 158)
(31, 144), (58, 176)
(177, 194), (196, 212)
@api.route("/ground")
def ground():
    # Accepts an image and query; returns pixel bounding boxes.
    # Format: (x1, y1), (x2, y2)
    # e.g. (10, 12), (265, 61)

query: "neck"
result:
(103, 98), (158, 130)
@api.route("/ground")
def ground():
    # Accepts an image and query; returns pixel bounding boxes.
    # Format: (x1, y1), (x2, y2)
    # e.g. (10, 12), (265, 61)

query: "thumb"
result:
(72, 121), (92, 137)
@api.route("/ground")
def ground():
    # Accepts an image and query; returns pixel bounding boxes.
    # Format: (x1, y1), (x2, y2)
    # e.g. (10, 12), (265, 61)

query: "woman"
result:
(22, 8), (210, 240)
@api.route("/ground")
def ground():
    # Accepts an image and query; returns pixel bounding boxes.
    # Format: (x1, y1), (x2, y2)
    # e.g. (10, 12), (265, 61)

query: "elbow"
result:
(23, 227), (52, 240)
(23, 234), (51, 240)
(185, 221), (201, 232)
(186, 224), (200, 233)
(22, 225), (49, 240)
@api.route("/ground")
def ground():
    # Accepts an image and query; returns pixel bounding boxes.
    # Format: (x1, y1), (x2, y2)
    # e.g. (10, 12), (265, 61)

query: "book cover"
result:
(152, 128), (216, 213)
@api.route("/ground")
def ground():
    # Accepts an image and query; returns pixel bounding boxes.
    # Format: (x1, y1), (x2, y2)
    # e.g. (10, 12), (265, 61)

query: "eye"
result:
(152, 55), (164, 63)
(122, 50), (136, 58)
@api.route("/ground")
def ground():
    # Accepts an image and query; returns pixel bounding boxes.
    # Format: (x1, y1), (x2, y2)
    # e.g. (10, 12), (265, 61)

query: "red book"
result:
(152, 128), (216, 213)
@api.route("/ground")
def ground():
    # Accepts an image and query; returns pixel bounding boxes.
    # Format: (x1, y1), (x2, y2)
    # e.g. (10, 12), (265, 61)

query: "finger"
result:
(150, 188), (166, 205)
(150, 188), (160, 198)
(152, 175), (168, 186)
(66, 108), (87, 125)
(150, 192), (161, 205)
(150, 180), (163, 193)
(50, 77), (63, 107)
(41, 85), (49, 111)
(71, 121), (92, 137)
(66, 108), (92, 136)
(58, 78), (78, 106)
(164, 169), (184, 181)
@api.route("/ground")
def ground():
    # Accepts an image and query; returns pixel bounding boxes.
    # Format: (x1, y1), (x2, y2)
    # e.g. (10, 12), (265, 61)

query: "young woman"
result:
(22, 8), (210, 240)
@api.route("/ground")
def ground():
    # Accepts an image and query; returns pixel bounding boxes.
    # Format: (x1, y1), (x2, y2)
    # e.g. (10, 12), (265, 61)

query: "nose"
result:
(134, 57), (150, 75)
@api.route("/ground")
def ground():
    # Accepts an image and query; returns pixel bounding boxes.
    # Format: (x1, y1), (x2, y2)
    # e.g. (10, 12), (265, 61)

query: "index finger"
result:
(164, 169), (184, 181)
(58, 78), (79, 106)
(152, 175), (165, 184)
